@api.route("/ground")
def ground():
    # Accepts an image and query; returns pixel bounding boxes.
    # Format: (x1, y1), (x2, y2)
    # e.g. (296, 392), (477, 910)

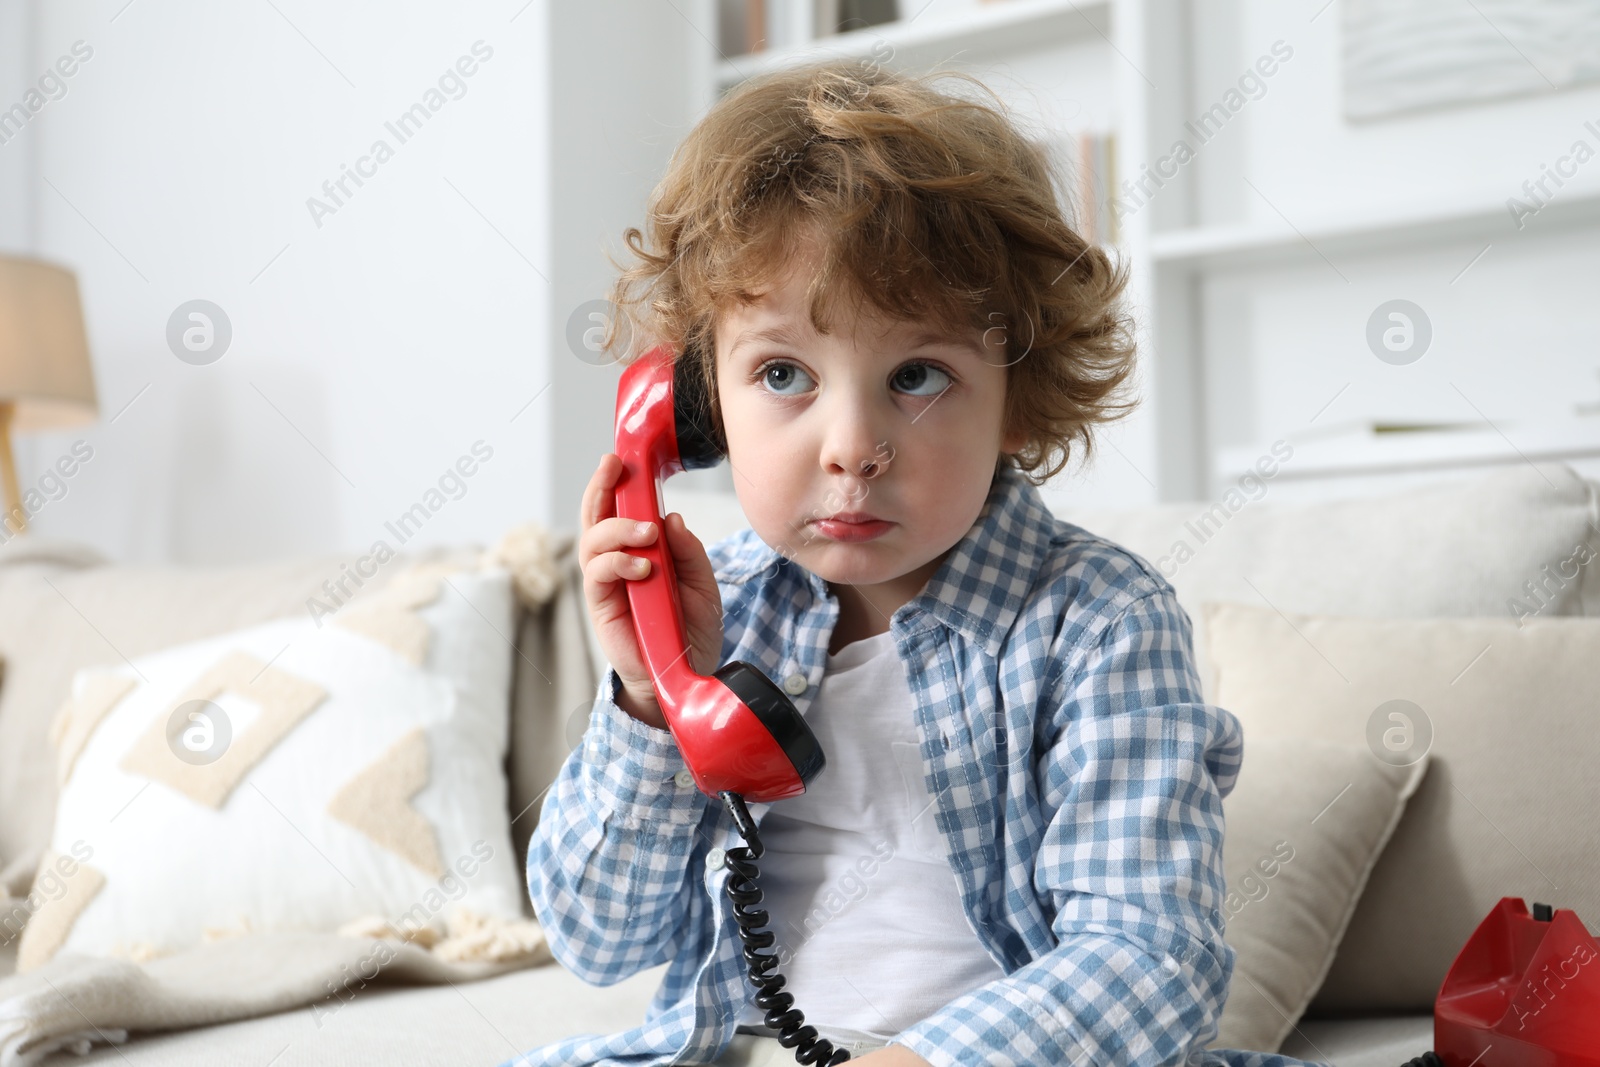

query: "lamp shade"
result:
(0, 255), (97, 431)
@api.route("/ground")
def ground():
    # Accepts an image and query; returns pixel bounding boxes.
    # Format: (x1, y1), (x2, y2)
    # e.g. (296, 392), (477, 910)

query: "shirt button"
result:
(674, 768), (695, 788)
(706, 847), (726, 871)
(782, 672), (808, 695)
(1161, 954), (1180, 976)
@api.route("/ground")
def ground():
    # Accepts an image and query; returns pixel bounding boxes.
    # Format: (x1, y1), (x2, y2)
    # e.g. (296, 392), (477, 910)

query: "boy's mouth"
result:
(809, 514), (893, 543)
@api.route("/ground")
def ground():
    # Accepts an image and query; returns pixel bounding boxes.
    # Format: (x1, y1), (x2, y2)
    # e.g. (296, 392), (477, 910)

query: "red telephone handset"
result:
(612, 342), (825, 803)
(612, 343), (852, 1064)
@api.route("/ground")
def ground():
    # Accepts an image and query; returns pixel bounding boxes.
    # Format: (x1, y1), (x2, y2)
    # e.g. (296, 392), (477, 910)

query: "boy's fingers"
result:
(585, 454), (620, 529)
(592, 456), (617, 528)
(664, 513), (702, 553)
(663, 514), (714, 581)
(582, 549), (647, 589)
(581, 464), (600, 532)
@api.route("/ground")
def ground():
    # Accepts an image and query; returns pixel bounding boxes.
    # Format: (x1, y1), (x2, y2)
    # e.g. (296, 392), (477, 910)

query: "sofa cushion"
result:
(1278, 1013), (1434, 1067)
(0, 526), (599, 931)
(1210, 737), (1425, 1051)
(1204, 602), (1600, 1013)
(1054, 462), (1600, 700)
(0, 539), (367, 877)
(12, 559), (528, 972)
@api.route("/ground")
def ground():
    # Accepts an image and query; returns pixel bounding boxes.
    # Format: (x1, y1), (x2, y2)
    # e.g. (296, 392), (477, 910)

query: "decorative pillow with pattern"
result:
(16, 558), (529, 971)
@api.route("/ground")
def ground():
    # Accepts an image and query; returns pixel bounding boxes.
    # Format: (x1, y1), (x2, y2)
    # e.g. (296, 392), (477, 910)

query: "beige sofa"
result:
(1, 460), (1595, 1066)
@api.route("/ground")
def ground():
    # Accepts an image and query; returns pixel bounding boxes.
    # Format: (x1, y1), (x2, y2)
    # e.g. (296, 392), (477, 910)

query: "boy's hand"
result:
(579, 452), (725, 732)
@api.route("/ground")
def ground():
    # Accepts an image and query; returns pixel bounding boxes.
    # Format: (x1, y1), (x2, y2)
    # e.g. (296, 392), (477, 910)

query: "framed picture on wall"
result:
(1343, 0), (1600, 121)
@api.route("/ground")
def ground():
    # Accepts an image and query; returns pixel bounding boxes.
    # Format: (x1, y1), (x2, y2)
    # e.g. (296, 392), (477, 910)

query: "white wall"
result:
(0, 0), (33, 251)
(545, 2), (705, 527)
(2, 1), (695, 566)
(6, 1), (550, 564)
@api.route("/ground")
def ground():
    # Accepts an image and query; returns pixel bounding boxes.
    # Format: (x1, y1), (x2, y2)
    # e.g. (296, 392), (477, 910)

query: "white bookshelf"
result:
(714, 0), (1111, 88)
(1151, 186), (1600, 272)
(1213, 415), (1600, 503)
(676, 0), (1600, 508)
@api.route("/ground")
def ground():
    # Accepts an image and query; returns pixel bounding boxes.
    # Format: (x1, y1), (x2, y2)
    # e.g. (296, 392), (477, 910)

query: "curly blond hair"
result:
(601, 57), (1138, 485)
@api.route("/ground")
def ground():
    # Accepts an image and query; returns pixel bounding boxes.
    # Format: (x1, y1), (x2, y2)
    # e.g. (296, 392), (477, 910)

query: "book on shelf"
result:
(719, 0), (803, 55)
(1034, 130), (1118, 247)
(1086, 130), (1119, 246)
(747, 0), (766, 52)
(815, 0), (899, 38)
(1292, 418), (1487, 442)
(721, 0), (900, 54)
(716, 0), (767, 56)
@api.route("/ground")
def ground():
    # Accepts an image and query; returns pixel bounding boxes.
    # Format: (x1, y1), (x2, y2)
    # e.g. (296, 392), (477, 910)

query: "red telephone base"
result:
(1425, 897), (1600, 1066)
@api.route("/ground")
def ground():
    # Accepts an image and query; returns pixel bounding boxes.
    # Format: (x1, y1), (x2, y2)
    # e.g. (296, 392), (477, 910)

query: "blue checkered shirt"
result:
(504, 464), (1328, 1067)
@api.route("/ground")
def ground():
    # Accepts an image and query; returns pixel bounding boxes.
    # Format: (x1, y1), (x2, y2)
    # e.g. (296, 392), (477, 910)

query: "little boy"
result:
(506, 60), (1325, 1067)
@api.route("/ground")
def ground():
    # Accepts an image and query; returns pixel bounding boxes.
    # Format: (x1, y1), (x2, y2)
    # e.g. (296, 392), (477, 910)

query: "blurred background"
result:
(2, 0), (1598, 566)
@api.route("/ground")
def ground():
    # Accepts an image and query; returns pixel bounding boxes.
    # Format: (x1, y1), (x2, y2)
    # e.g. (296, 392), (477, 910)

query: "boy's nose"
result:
(819, 432), (886, 481)
(816, 388), (893, 481)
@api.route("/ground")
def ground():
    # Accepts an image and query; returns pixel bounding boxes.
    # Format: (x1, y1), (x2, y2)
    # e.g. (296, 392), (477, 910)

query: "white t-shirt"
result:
(733, 628), (1008, 1047)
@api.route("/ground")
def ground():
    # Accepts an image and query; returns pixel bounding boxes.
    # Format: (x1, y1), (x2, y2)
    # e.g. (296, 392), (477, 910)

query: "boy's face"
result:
(713, 242), (1026, 611)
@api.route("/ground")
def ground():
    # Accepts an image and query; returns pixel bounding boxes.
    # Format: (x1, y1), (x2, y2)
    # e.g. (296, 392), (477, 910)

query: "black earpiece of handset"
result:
(669, 343), (728, 470)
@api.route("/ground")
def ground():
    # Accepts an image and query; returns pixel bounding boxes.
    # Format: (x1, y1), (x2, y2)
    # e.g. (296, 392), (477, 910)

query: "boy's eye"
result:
(755, 361), (814, 396)
(891, 362), (951, 397)
(750, 360), (952, 398)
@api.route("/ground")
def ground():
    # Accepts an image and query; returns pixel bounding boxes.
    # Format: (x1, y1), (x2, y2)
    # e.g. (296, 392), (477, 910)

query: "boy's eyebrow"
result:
(727, 322), (806, 360)
(903, 328), (983, 355)
(728, 322), (981, 359)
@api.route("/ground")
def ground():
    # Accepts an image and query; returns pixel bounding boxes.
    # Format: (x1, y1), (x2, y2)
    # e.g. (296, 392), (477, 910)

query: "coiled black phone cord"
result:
(719, 791), (852, 1066)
